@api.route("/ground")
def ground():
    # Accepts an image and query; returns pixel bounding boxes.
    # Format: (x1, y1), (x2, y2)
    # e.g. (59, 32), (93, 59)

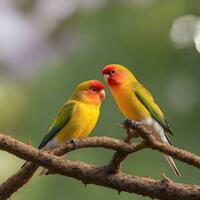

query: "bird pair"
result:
(24, 64), (181, 177)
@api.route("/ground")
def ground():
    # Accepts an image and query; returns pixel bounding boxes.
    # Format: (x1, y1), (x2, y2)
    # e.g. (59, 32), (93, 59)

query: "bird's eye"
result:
(111, 70), (116, 74)
(92, 88), (97, 92)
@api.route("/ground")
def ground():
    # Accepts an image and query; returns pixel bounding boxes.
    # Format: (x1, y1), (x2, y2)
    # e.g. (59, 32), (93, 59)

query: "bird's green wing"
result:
(38, 101), (75, 149)
(132, 82), (173, 134)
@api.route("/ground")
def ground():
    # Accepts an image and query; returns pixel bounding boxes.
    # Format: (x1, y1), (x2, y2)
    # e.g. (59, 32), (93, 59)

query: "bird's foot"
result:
(69, 138), (80, 149)
(123, 119), (142, 139)
(123, 119), (142, 129)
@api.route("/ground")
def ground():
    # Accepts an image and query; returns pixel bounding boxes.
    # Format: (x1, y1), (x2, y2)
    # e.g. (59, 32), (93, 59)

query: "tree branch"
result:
(123, 119), (200, 169)
(0, 163), (38, 200)
(0, 134), (147, 200)
(0, 120), (199, 200)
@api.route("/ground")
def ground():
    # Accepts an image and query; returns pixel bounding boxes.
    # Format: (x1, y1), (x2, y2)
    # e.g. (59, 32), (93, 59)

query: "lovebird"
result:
(102, 64), (181, 176)
(22, 80), (105, 171)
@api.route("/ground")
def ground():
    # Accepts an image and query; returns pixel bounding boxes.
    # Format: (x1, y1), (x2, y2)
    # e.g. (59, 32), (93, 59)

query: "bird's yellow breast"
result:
(56, 102), (99, 143)
(110, 83), (150, 120)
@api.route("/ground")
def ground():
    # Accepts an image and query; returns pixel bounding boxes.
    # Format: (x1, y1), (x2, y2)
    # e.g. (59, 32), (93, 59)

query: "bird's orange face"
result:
(82, 80), (105, 105)
(102, 64), (127, 86)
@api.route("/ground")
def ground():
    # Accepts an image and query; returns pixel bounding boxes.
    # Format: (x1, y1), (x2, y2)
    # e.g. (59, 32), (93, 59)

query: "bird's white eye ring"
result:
(92, 88), (97, 92)
(111, 70), (116, 74)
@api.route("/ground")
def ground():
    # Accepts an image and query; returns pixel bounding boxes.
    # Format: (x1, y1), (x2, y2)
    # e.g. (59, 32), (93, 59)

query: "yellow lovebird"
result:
(102, 64), (181, 176)
(22, 80), (105, 170)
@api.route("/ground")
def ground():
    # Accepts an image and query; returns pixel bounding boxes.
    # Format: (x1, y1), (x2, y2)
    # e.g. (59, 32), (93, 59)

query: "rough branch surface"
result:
(0, 120), (199, 200)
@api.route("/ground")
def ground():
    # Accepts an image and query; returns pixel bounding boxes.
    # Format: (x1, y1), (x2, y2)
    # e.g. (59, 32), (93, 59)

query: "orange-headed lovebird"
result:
(102, 64), (181, 176)
(22, 80), (105, 171)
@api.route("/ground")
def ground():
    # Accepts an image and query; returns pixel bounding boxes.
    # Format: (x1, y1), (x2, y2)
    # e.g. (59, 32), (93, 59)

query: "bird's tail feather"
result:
(38, 167), (48, 176)
(21, 161), (28, 168)
(22, 162), (48, 176)
(164, 154), (181, 177)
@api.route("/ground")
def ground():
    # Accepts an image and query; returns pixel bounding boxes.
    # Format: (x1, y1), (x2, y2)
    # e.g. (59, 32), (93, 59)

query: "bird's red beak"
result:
(103, 74), (110, 83)
(102, 67), (112, 84)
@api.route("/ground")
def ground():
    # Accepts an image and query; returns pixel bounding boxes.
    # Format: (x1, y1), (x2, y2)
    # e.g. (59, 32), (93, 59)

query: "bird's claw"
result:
(123, 119), (142, 139)
(69, 138), (79, 149)
(123, 119), (142, 129)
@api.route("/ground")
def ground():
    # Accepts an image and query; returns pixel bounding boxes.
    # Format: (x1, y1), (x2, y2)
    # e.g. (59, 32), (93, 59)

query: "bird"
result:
(102, 64), (181, 176)
(22, 80), (105, 173)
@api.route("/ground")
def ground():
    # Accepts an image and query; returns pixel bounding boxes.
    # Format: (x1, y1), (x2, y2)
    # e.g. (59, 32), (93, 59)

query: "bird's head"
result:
(72, 80), (105, 105)
(102, 64), (137, 86)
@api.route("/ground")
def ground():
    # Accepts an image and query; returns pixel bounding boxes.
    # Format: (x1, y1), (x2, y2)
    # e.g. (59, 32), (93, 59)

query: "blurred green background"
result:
(0, 0), (200, 199)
